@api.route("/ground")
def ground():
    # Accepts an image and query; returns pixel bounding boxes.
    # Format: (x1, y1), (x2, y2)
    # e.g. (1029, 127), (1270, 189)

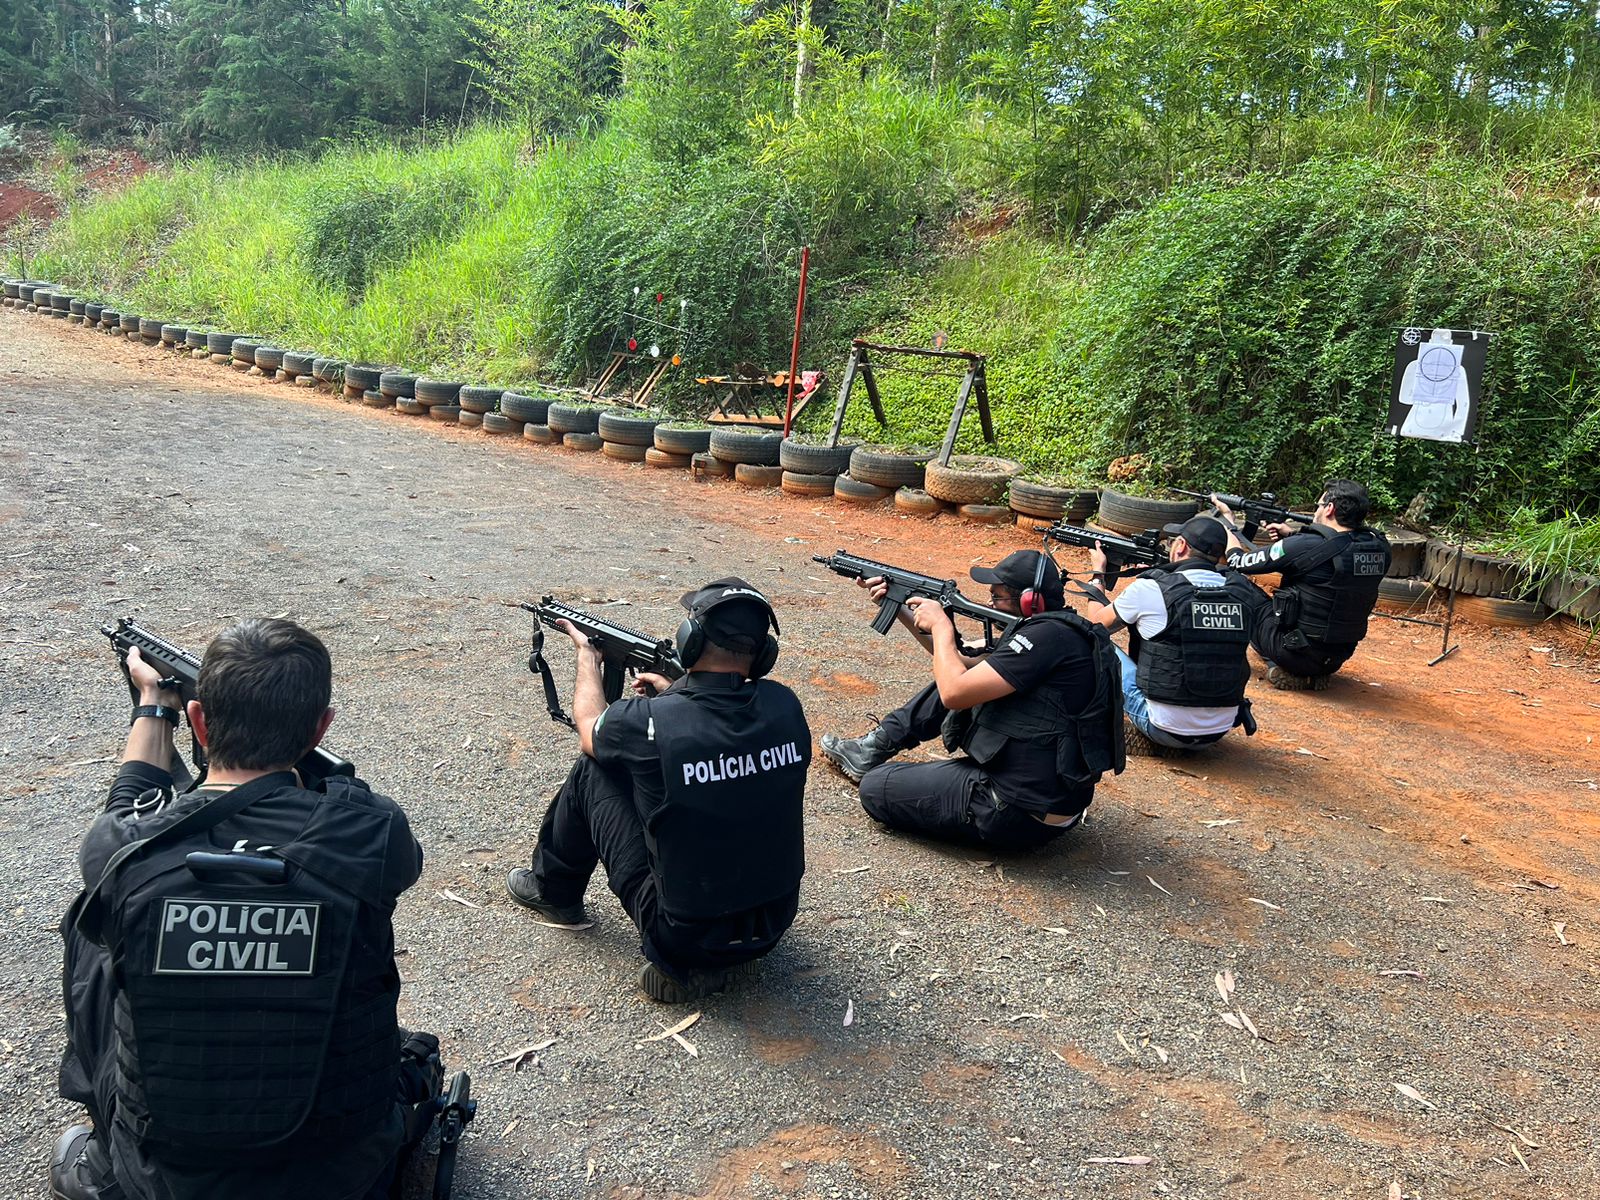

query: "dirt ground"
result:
(2, 312), (1597, 1200)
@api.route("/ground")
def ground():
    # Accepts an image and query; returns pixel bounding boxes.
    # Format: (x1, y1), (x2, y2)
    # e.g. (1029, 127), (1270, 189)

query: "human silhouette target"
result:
(1386, 327), (1488, 444)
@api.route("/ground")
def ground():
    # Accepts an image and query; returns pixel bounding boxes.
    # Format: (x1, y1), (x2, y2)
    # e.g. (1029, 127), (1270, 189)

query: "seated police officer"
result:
(52, 619), (424, 1200)
(1214, 479), (1391, 690)
(820, 551), (1122, 851)
(1082, 516), (1268, 756)
(506, 578), (810, 1004)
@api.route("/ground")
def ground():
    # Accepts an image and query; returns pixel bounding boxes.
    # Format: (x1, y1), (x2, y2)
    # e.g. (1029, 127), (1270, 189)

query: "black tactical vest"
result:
(953, 609), (1125, 791)
(80, 776), (401, 1165)
(1280, 526), (1391, 645)
(643, 678), (809, 921)
(1131, 564), (1260, 707)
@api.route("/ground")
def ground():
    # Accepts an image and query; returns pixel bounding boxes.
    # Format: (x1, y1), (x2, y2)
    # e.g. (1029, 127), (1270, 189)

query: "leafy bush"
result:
(301, 172), (478, 299)
(1060, 157), (1600, 519)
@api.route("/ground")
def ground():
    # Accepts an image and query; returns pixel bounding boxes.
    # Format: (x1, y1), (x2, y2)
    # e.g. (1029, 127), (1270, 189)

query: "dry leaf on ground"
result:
(844, 999), (855, 1027)
(1392, 1082), (1436, 1109)
(487, 1038), (557, 1068)
(644, 1012), (702, 1042)
(1490, 1122), (1542, 1149)
(439, 889), (479, 909)
(1506, 1142), (1532, 1175)
(1082, 1155), (1153, 1166)
(1215, 970), (1236, 1003)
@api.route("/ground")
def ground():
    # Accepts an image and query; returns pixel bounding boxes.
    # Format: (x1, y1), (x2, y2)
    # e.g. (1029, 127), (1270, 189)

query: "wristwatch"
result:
(130, 704), (182, 727)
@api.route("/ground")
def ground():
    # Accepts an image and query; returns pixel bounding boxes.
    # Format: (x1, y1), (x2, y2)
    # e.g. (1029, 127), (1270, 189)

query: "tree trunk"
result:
(1471, 24), (1491, 102)
(792, 0), (812, 116)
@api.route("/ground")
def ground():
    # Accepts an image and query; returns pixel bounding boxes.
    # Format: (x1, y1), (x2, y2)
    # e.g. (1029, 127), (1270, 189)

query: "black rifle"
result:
(101, 617), (355, 790)
(1043, 523), (1166, 573)
(812, 550), (1017, 649)
(1171, 489), (1317, 539)
(521, 597), (685, 728)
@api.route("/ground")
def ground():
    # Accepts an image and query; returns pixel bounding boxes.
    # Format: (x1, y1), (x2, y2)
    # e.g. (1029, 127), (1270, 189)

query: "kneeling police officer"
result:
(1084, 516), (1268, 755)
(821, 550), (1122, 851)
(1216, 479), (1392, 689)
(53, 619), (425, 1200)
(507, 578), (810, 1003)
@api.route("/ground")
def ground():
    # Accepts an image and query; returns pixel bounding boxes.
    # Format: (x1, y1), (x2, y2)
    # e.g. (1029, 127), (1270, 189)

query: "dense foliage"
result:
(1062, 159), (1600, 516)
(1, 0), (479, 152)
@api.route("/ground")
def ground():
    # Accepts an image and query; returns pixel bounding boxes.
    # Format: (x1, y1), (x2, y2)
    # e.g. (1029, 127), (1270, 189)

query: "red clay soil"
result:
(0, 182), (56, 228)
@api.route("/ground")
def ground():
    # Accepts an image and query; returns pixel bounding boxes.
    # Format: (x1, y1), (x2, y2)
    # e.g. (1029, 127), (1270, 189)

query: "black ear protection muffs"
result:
(1020, 549), (1051, 618)
(676, 587), (782, 678)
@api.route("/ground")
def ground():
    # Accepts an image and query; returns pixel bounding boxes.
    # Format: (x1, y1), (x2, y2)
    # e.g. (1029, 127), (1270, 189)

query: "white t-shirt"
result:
(1112, 568), (1240, 737)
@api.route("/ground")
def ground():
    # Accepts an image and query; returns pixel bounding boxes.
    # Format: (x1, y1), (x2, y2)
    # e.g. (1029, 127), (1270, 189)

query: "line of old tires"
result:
(13, 282), (1600, 582)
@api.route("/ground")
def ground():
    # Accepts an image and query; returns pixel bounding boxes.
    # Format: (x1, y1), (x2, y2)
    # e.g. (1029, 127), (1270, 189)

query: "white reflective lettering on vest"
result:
(1353, 551), (1386, 576)
(680, 741), (803, 786)
(155, 899), (320, 976)
(1190, 601), (1245, 631)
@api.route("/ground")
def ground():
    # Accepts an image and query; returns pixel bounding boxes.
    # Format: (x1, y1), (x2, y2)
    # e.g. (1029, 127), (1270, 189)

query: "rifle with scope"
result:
(1170, 489), (1317, 539)
(1042, 523), (1166, 573)
(811, 550), (1017, 649)
(101, 617), (355, 789)
(520, 597), (685, 728)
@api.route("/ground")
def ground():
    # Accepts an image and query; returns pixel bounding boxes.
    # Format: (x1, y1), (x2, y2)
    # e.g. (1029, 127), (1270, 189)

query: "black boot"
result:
(50, 1125), (108, 1200)
(820, 725), (897, 782)
(505, 868), (592, 928)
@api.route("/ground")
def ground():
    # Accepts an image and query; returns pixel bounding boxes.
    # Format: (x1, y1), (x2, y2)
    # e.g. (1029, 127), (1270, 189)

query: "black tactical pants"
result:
(531, 756), (794, 972)
(858, 683), (1072, 853)
(1252, 611), (1358, 678)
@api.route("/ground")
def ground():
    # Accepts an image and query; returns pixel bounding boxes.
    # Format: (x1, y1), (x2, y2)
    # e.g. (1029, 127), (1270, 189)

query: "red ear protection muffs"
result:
(1020, 550), (1050, 617)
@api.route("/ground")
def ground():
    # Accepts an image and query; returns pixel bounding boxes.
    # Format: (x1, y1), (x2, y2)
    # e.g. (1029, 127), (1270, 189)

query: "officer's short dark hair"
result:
(198, 619), (332, 770)
(1321, 479), (1370, 527)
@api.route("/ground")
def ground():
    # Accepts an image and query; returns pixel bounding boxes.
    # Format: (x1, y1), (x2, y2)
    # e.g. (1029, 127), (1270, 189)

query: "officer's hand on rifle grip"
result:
(905, 597), (953, 636)
(554, 618), (603, 660)
(632, 672), (673, 696)
(1262, 522), (1294, 542)
(126, 647), (182, 706)
(855, 575), (891, 604)
(1088, 543), (1108, 576)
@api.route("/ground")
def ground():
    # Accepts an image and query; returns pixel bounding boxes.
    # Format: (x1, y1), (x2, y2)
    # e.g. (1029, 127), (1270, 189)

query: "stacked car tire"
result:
(778, 434), (855, 497)
(598, 410), (660, 461)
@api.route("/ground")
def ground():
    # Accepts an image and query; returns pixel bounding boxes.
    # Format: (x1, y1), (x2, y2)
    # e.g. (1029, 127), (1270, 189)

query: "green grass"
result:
(821, 229), (1095, 472)
(23, 126), (577, 384)
(15, 116), (1600, 522)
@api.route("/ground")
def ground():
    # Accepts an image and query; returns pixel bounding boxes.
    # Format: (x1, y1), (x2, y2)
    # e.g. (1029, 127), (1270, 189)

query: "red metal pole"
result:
(782, 246), (810, 437)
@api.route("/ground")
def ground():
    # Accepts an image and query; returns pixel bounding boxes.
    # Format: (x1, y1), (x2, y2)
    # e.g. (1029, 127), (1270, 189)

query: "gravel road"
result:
(2, 312), (1597, 1199)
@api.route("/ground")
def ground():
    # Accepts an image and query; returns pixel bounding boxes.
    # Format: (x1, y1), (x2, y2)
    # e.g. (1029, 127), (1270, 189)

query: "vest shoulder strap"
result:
(1288, 530), (1354, 574)
(74, 775), (283, 945)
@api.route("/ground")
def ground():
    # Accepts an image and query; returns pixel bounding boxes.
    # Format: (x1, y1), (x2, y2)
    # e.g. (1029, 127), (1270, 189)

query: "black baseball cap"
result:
(969, 551), (1064, 608)
(678, 577), (780, 636)
(1162, 516), (1228, 560)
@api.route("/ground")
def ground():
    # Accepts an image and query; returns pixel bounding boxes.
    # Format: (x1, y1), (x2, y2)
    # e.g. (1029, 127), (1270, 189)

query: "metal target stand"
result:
(823, 338), (994, 463)
(588, 287), (691, 408)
